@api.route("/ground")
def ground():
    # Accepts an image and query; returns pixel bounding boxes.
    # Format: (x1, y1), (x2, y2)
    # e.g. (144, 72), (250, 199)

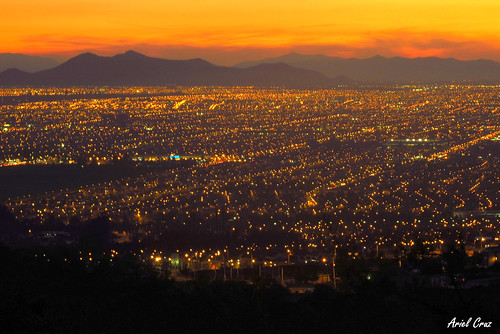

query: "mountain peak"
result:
(67, 52), (99, 62)
(121, 50), (146, 58)
(77, 52), (99, 58)
(112, 50), (148, 61)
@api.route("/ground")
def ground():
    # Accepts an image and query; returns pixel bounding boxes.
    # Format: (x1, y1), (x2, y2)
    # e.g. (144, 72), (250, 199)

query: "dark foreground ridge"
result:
(1, 242), (499, 334)
(0, 50), (348, 88)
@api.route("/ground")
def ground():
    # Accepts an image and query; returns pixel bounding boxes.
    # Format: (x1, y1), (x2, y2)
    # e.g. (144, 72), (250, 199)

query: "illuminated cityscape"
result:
(1, 85), (499, 276)
(4, 0), (500, 331)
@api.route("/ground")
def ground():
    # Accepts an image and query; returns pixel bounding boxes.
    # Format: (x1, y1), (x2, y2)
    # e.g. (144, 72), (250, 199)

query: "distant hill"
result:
(237, 53), (500, 83)
(0, 51), (349, 88)
(0, 53), (59, 73)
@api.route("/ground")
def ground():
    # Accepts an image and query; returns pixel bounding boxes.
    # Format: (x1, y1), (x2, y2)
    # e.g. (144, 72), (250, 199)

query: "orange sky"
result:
(2, 0), (500, 64)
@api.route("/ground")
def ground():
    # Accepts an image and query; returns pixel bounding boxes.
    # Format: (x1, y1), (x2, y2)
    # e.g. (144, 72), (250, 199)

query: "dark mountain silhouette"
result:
(236, 53), (500, 83)
(0, 50), (348, 88)
(0, 53), (60, 73)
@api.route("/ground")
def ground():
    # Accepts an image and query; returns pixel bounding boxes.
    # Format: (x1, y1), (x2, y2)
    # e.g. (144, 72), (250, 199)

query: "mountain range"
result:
(237, 53), (500, 83)
(0, 51), (344, 88)
(2, 51), (500, 86)
(0, 53), (59, 73)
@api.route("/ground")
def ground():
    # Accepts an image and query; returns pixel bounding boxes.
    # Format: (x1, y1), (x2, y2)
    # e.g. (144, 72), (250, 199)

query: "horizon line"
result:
(2, 49), (500, 67)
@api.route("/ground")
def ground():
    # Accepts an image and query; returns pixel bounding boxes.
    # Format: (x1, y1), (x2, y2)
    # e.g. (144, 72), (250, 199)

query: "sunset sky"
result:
(2, 0), (500, 65)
